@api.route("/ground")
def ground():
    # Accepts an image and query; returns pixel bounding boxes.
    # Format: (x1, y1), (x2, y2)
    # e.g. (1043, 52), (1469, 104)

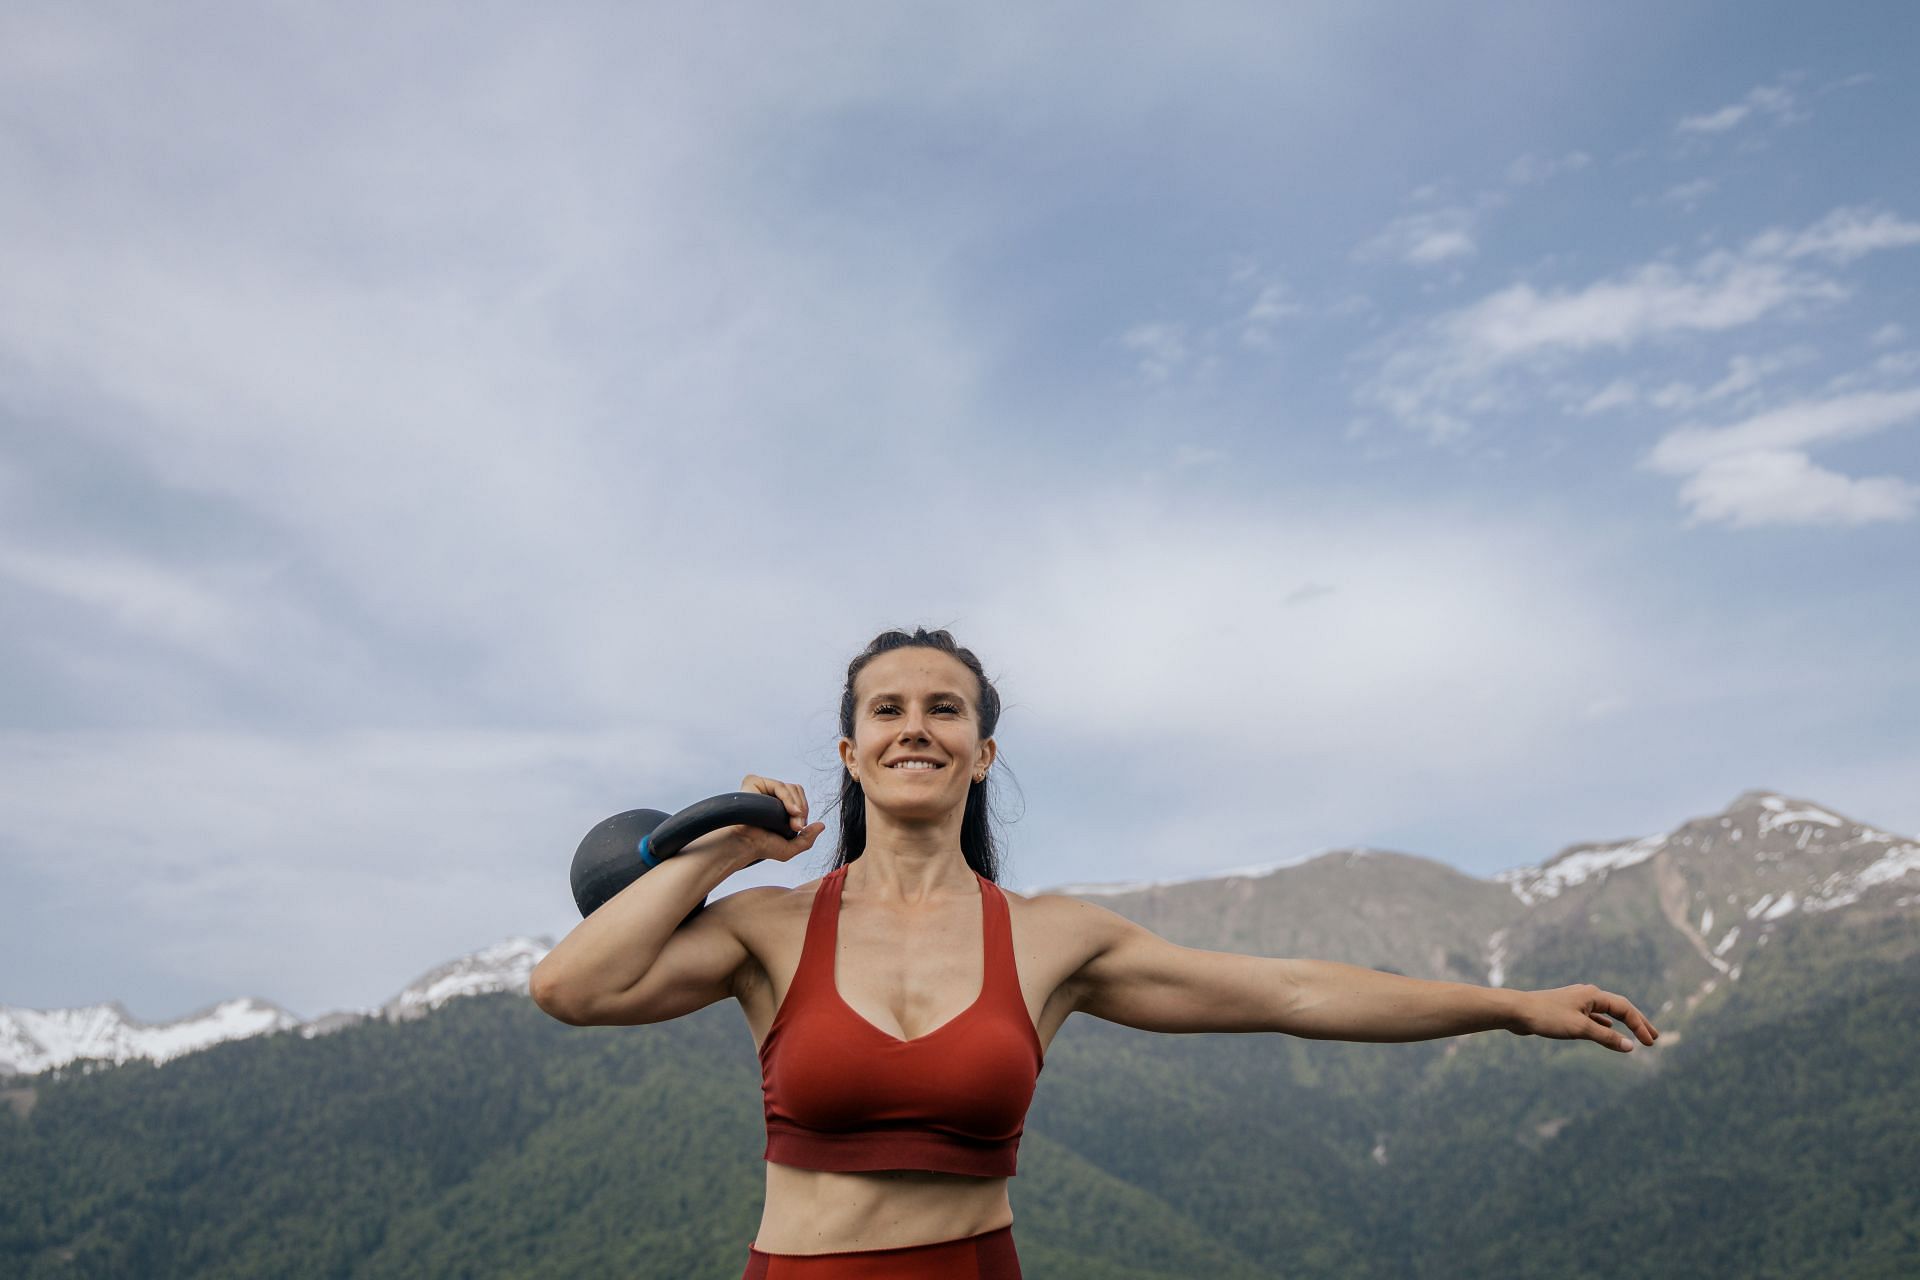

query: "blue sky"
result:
(2, 2), (1916, 1019)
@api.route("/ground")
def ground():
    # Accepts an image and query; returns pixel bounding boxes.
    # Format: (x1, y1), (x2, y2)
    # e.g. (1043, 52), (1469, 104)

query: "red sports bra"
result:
(758, 863), (1045, 1177)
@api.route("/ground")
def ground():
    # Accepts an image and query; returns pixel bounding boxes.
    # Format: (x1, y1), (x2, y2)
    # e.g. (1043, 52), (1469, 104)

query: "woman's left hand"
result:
(1507, 984), (1660, 1052)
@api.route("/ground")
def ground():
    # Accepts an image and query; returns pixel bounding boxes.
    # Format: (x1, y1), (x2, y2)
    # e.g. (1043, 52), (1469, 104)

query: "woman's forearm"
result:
(1280, 958), (1523, 1043)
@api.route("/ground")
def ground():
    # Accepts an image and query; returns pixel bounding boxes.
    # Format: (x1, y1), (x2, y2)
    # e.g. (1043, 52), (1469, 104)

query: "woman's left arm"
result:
(1052, 896), (1659, 1052)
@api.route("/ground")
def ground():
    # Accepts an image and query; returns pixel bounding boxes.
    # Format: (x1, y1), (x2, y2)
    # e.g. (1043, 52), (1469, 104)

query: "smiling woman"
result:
(528, 625), (1659, 1278)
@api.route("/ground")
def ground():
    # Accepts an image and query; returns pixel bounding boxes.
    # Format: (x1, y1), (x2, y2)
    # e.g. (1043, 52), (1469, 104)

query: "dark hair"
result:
(830, 627), (1006, 881)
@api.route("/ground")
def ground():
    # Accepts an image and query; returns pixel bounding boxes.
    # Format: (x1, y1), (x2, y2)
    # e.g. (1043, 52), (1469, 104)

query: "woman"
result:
(531, 627), (1658, 1278)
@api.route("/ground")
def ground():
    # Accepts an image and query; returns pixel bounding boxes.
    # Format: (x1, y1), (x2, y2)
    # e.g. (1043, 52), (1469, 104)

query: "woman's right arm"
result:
(530, 775), (824, 1026)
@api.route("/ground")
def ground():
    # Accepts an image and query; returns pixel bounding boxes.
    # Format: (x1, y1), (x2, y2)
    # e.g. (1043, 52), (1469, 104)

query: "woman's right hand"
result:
(680, 773), (825, 868)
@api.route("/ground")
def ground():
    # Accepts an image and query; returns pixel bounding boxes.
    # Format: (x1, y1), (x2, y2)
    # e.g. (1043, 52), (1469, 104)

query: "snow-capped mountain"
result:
(6, 788), (1915, 1079)
(381, 936), (551, 1023)
(1487, 789), (1920, 1002)
(1031, 787), (1919, 1023)
(0, 998), (302, 1077)
(1, 936), (551, 1077)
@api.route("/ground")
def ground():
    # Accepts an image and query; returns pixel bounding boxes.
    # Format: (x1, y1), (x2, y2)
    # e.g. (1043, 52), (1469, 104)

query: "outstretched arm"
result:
(1053, 896), (1658, 1052)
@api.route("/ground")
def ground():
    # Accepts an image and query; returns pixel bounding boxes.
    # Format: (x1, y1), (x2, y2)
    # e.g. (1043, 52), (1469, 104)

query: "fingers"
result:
(740, 774), (810, 832)
(1593, 988), (1660, 1047)
(762, 820), (825, 862)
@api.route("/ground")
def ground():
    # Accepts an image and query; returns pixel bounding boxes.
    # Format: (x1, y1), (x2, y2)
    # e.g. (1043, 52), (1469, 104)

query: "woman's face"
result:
(840, 648), (994, 818)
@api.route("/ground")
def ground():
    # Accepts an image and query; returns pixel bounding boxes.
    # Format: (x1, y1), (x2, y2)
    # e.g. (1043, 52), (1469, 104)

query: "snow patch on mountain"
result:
(1752, 794), (1844, 835)
(0, 998), (300, 1077)
(2, 936), (552, 1077)
(384, 936), (550, 1021)
(1802, 842), (1920, 913)
(1493, 832), (1668, 906)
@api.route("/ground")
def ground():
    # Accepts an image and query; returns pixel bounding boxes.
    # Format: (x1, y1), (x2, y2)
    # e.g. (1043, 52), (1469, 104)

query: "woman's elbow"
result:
(529, 958), (591, 1025)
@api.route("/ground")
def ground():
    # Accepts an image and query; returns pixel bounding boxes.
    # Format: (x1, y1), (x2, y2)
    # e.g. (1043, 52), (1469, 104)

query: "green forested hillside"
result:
(2, 914), (1914, 1278)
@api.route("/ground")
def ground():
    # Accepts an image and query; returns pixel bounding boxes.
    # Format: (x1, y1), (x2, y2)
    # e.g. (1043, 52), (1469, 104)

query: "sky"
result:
(2, 1), (1916, 1021)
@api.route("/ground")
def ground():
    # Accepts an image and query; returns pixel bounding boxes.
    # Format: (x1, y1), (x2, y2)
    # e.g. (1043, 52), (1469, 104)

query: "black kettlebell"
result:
(570, 790), (797, 922)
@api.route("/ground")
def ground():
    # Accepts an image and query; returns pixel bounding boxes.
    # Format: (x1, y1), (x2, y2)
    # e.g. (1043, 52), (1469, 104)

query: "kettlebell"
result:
(570, 790), (796, 922)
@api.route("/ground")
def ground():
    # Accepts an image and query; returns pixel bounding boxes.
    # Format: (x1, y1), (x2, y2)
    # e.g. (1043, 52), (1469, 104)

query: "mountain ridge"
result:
(6, 786), (1913, 1077)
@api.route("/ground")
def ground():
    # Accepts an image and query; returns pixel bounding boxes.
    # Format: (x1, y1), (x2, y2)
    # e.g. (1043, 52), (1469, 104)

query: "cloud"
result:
(1640, 389), (1920, 528)
(1676, 80), (1800, 135)
(1747, 206), (1920, 264)
(1356, 206), (1480, 266)
(1365, 253), (1840, 443)
(1359, 205), (1920, 445)
(1122, 264), (1305, 375)
(1670, 451), (1919, 528)
(1121, 322), (1191, 382)
(1506, 150), (1591, 187)
(1642, 388), (1920, 473)
(1447, 257), (1828, 358)
(1579, 379), (1639, 414)
(1240, 282), (1305, 348)
(1645, 349), (1814, 412)
(1656, 178), (1717, 212)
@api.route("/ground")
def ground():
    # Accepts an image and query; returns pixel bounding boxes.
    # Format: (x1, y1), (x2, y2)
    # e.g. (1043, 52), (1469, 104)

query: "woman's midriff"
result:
(753, 1164), (1014, 1254)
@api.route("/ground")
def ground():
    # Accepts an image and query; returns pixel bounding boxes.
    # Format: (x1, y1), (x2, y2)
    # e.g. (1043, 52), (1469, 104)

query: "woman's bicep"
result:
(559, 889), (766, 1026)
(1049, 896), (1301, 1035)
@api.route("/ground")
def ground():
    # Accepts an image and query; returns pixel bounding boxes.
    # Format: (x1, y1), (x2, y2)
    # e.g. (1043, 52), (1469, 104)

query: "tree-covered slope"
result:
(3, 927), (1914, 1280)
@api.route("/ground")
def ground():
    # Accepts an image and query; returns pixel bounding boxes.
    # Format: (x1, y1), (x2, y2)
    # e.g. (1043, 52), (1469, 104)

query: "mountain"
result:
(0, 936), (551, 1076)
(6, 787), (1913, 1078)
(1040, 787), (1919, 1024)
(0, 998), (301, 1078)
(0, 787), (1913, 1278)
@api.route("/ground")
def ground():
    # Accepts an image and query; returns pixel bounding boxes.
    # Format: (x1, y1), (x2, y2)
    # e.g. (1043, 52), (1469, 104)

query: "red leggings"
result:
(741, 1224), (1020, 1279)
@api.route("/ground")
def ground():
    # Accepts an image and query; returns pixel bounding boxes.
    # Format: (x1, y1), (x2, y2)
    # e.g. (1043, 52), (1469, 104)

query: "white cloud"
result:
(1642, 388), (1920, 473)
(1365, 254), (1840, 444)
(1641, 389), (1920, 528)
(1748, 206), (1920, 264)
(1356, 206), (1481, 267)
(1121, 322), (1190, 382)
(1579, 379), (1639, 414)
(1671, 451), (1919, 528)
(1676, 80), (1799, 135)
(1240, 282), (1305, 348)
(1360, 205), (1920, 445)
(1442, 256), (1833, 361)
(1645, 349), (1813, 412)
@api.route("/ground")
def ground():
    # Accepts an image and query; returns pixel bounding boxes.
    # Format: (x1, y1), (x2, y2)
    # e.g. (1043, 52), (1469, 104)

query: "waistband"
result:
(743, 1223), (1019, 1278)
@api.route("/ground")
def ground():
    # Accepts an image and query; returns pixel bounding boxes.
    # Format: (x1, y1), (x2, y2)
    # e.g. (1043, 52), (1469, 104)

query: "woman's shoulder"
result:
(1000, 884), (1134, 944)
(708, 871), (830, 934)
